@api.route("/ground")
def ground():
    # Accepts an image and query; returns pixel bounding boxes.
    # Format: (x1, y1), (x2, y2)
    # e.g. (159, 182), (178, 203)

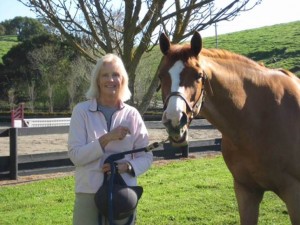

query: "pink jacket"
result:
(68, 99), (153, 193)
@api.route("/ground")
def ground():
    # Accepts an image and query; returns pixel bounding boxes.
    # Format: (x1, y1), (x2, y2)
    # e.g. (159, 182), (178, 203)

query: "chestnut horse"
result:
(158, 32), (300, 225)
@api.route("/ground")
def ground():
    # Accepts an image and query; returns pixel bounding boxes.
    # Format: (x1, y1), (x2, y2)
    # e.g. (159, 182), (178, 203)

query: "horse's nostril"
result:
(180, 113), (188, 127)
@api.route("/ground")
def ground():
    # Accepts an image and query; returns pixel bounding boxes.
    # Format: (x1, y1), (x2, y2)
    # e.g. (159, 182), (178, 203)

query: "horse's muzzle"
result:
(163, 120), (189, 147)
(168, 130), (188, 147)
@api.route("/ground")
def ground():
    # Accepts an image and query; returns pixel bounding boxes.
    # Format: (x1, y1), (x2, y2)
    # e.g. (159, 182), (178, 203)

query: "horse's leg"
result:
(234, 180), (264, 225)
(278, 182), (300, 225)
(221, 137), (264, 224)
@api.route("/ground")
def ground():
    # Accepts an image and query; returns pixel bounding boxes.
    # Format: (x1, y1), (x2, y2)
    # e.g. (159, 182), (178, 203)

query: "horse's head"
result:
(158, 32), (206, 147)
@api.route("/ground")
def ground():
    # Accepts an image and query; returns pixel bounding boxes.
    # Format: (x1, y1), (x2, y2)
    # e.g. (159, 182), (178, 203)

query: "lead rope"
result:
(145, 138), (169, 152)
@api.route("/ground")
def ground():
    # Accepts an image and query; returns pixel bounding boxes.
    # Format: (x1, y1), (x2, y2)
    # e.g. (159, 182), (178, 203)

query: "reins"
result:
(104, 139), (169, 164)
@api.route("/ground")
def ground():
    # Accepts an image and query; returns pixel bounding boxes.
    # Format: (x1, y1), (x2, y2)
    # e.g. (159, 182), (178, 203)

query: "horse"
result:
(157, 31), (300, 225)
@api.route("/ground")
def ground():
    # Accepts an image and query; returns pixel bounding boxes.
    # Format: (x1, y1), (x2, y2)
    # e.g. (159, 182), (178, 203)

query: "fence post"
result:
(11, 103), (25, 128)
(181, 144), (189, 158)
(9, 128), (18, 180)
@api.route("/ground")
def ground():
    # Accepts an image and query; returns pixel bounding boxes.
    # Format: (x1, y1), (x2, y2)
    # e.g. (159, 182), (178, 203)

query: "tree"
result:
(20, 0), (261, 113)
(0, 20), (17, 35)
(1, 34), (60, 103)
(28, 44), (72, 112)
(1, 34), (81, 110)
(0, 24), (5, 35)
(0, 17), (48, 40)
(67, 56), (92, 110)
(27, 80), (36, 112)
(13, 17), (48, 41)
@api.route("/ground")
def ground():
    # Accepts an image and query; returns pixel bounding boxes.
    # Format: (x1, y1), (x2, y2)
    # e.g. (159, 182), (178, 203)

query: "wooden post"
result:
(9, 128), (18, 180)
(181, 144), (189, 158)
(11, 108), (14, 128)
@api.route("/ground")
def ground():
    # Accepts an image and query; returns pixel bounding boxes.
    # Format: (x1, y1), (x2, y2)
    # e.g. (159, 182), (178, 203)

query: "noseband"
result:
(163, 72), (207, 124)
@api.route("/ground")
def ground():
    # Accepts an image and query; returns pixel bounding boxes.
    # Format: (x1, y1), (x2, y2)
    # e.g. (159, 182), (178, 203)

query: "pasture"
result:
(0, 35), (18, 64)
(0, 156), (289, 225)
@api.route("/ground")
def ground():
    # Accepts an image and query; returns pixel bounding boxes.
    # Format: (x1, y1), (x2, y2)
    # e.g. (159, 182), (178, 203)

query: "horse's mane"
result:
(168, 44), (299, 81)
(201, 48), (262, 68)
(201, 48), (300, 88)
(277, 68), (299, 79)
(168, 44), (262, 69)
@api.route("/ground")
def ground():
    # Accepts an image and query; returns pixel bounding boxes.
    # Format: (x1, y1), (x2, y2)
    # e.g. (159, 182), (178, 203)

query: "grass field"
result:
(0, 35), (18, 64)
(0, 156), (290, 225)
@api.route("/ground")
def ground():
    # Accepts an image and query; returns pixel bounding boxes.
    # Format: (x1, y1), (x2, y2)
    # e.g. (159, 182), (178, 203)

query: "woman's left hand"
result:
(102, 162), (129, 174)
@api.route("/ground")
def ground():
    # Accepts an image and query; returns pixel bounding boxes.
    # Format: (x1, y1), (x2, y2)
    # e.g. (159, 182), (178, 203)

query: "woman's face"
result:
(98, 61), (123, 98)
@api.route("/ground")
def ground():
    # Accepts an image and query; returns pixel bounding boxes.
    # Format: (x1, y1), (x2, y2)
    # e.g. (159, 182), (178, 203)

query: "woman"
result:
(68, 53), (153, 225)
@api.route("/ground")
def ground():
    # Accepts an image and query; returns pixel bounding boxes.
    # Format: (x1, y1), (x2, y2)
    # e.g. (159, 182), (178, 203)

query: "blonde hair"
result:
(85, 54), (131, 102)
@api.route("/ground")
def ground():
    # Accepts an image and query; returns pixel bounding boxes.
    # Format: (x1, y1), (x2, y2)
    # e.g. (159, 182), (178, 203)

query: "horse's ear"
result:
(191, 31), (202, 56)
(159, 33), (170, 55)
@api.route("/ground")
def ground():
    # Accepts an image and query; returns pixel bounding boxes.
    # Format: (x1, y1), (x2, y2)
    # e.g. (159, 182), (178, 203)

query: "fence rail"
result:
(0, 125), (221, 180)
(23, 118), (71, 127)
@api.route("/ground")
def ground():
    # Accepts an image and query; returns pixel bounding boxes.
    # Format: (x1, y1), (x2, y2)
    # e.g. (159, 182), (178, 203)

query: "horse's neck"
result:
(201, 60), (254, 138)
(200, 55), (300, 144)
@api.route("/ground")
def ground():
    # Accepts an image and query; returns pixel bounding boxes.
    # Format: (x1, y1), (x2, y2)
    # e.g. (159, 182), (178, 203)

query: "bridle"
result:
(162, 71), (207, 125)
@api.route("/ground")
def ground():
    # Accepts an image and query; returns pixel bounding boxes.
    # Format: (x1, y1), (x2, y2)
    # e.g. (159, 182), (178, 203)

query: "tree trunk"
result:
(137, 58), (163, 115)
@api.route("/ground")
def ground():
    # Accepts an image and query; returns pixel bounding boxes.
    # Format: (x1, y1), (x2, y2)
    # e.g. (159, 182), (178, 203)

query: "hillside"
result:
(203, 21), (300, 75)
(138, 21), (300, 77)
(0, 35), (19, 64)
(0, 21), (299, 76)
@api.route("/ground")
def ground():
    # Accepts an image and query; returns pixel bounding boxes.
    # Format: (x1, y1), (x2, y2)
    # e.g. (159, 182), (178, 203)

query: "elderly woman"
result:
(68, 53), (153, 225)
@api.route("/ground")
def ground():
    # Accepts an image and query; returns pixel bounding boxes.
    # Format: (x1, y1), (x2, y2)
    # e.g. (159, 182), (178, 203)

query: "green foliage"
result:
(0, 157), (290, 224)
(17, 18), (48, 42)
(0, 34), (85, 111)
(0, 17), (48, 41)
(0, 25), (5, 36)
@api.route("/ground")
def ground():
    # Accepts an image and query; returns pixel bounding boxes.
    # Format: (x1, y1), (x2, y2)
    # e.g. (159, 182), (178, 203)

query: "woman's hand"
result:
(99, 126), (131, 148)
(108, 126), (131, 141)
(102, 162), (130, 174)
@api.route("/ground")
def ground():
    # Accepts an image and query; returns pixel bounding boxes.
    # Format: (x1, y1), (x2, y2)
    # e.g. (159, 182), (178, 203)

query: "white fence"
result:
(23, 118), (71, 127)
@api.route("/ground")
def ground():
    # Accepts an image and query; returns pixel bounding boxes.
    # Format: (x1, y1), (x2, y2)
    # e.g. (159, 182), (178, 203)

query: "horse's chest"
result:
(222, 143), (275, 190)
(229, 160), (271, 189)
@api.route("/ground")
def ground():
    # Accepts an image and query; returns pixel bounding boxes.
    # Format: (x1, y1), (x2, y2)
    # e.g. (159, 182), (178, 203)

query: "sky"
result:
(0, 0), (299, 37)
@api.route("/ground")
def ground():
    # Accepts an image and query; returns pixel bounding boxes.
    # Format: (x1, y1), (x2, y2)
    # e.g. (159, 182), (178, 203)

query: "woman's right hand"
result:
(98, 126), (131, 148)
(108, 126), (131, 141)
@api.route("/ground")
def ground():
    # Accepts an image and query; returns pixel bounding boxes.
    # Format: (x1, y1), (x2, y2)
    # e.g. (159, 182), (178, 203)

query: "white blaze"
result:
(164, 60), (186, 127)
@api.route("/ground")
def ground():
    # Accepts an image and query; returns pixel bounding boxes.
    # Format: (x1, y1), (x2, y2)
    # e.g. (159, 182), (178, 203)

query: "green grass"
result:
(0, 156), (290, 225)
(0, 35), (19, 64)
(203, 21), (300, 74)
